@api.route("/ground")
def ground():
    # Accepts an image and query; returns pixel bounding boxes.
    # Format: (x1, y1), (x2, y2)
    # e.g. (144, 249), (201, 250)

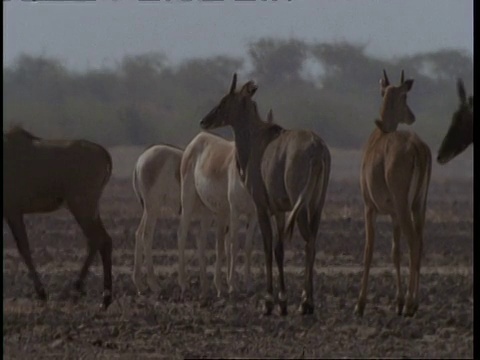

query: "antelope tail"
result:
(285, 159), (317, 241)
(102, 151), (113, 189)
(132, 166), (145, 210)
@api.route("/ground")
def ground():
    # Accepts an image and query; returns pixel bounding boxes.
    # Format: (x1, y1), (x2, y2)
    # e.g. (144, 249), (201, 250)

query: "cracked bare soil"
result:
(3, 148), (473, 359)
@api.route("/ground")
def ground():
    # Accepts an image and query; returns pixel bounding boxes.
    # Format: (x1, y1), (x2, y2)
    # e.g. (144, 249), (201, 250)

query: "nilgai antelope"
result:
(355, 70), (431, 317)
(3, 127), (114, 309)
(437, 79), (473, 164)
(132, 144), (183, 294)
(200, 74), (331, 316)
(226, 109), (276, 294)
(177, 84), (269, 299)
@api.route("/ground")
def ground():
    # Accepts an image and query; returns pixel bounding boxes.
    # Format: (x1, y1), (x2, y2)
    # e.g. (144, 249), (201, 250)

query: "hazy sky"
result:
(4, 0), (473, 71)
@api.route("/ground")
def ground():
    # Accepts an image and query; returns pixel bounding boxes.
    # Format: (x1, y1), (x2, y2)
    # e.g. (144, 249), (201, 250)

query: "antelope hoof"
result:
(132, 274), (147, 292)
(147, 279), (160, 293)
(278, 300), (288, 316)
(73, 280), (86, 296)
(354, 301), (365, 317)
(263, 299), (275, 316)
(299, 301), (314, 315)
(200, 296), (209, 308)
(404, 301), (418, 317)
(396, 301), (405, 316)
(36, 288), (48, 301)
(133, 281), (148, 296)
(101, 291), (112, 310)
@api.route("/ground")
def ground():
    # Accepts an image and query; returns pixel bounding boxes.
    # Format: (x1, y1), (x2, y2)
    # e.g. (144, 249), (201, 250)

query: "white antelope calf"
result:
(356, 70), (431, 317)
(132, 144), (183, 293)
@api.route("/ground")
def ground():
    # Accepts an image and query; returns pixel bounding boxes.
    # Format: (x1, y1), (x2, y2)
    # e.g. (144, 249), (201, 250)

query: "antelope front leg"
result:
(197, 213), (211, 301)
(299, 236), (316, 315)
(391, 216), (405, 315)
(132, 213), (147, 293)
(404, 233), (421, 317)
(412, 209), (426, 317)
(143, 213), (160, 293)
(227, 214), (240, 294)
(397, 210), (420, 317)
(6, 216), (47, 301)
(274, 214), (288, 315)
(177, 211), (193, 299)
(257, 210), (274, 316)
(213, 218), (227, 298)
(355, 206), (376, 317)
(243, 218), (256, 294)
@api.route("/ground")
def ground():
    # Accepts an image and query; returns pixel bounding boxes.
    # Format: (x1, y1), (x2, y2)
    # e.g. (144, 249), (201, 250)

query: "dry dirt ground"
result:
(3, 147), (473, 359)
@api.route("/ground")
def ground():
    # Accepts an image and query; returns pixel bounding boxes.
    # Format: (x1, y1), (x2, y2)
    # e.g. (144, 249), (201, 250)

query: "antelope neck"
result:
(230, 103), (264, 180)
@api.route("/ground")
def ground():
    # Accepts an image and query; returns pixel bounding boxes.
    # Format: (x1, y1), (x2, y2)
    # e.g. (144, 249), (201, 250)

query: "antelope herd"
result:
(3, 71), (472, 318)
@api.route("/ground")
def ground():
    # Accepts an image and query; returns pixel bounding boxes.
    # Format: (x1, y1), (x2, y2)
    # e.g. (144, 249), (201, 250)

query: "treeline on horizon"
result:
(3, 38), (473, 150)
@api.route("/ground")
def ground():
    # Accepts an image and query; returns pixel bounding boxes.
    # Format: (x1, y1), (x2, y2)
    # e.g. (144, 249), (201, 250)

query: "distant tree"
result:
(174, 56), (243, 95)
(399, 49), (473, 83)
(118, 52), (168, 102)
(72, 69), (121, 103)
(2, 41), (473, 149)
(3, 54), (69, 105)
(310, 42), (392, 93)
(248, 38), (307, 85)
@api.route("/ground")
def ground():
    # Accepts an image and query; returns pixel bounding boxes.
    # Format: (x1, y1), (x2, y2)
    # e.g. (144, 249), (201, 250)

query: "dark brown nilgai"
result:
(3, 127), (114, 309)
(437, 78), (473, 164)
(356, 70), (431, 317)
(200, 74), (331, 316)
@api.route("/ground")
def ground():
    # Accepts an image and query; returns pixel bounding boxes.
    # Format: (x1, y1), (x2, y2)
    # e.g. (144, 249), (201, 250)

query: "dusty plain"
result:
(3, 146), (473, 359)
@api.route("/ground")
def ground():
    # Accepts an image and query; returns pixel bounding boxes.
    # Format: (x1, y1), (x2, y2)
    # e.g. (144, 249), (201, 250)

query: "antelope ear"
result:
(457, 79), (467, 104)
(468, 95), (474, 109)
(379, 79), (387, 97)
(249, 84), (258, 97)
(403, 79), (414, 91)
(229, 73), (237, 94)
(374, 119), (385, 131)
(380, 69), (390, 97)
(267, 109), (273, 123)
(240, 81), (258, 97)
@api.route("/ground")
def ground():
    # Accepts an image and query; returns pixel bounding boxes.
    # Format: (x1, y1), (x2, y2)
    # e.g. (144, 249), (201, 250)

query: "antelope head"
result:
(375, 69), (415, 133)
(437, 78), (473, 164)
(200, 73), (258, 130)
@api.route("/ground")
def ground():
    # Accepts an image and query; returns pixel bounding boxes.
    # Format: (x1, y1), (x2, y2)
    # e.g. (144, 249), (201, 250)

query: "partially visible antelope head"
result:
(437, 79), (473, 164)
(200, 74), (258, 130)
(243, 79), (258, 98)
(267, 109), (274, 123)
(375, 69), (415, 133)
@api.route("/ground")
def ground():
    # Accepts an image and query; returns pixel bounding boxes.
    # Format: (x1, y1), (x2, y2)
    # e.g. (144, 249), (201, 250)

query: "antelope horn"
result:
(457, 78), (467, 104)
(230, 73), (237, 94)
(382, 69), (390, 87)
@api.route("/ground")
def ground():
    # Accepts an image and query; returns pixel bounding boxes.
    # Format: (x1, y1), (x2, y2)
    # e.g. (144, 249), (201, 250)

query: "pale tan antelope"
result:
(355, 70), (432, 317)
(177, 84), (267, 299)
(437, 78), (473, 164)
(132, 144), (183, 294)
(3, 127), (114, 309)
(200, 74), (331, 316)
